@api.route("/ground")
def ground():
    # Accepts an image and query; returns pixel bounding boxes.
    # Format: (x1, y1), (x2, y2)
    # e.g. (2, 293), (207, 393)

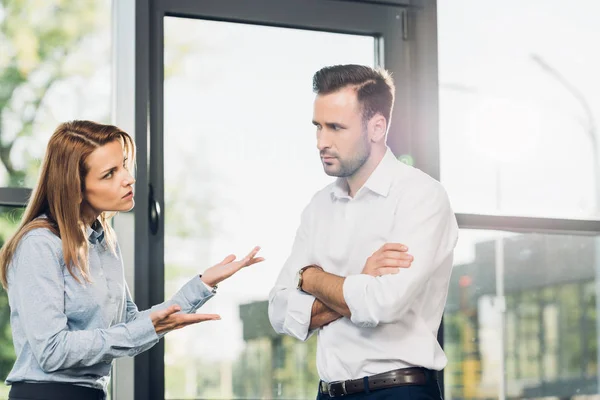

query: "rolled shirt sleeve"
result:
(268, 202), (317, 341)
(343, 183), (459, 328)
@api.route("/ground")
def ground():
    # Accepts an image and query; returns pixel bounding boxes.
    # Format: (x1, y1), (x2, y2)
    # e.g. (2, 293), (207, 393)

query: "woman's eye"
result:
(103, 171), (113, 179)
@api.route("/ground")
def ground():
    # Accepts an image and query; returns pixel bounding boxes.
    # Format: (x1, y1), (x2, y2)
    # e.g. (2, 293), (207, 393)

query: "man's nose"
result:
(317, 132), (331, 151)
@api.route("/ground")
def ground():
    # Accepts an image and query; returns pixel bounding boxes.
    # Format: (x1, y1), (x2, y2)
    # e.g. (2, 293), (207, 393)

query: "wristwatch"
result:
(295, 265), (323, 291)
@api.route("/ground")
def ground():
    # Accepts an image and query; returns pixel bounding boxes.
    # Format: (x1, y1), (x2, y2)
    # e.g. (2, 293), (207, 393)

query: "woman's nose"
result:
(123, 172), (136, 186)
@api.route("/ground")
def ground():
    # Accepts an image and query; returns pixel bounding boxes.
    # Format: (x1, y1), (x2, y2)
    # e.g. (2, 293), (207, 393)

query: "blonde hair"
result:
(0, 120), (136, 288)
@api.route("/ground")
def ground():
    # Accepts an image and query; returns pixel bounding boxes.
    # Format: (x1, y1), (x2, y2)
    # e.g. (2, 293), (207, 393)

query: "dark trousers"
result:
(316, 376), (443, 400)
(9, 382), (106, 400)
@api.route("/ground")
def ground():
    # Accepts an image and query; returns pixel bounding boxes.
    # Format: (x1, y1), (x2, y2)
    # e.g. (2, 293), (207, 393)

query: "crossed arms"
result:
(268, 185), (458, 340)
(303, 243), (413, 329)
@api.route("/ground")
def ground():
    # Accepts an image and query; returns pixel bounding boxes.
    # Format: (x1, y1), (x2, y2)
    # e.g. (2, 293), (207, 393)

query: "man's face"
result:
(312, 87), (371, 178)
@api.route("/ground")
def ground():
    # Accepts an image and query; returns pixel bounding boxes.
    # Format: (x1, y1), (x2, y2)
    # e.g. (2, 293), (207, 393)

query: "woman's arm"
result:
(9, 235), (160, 372)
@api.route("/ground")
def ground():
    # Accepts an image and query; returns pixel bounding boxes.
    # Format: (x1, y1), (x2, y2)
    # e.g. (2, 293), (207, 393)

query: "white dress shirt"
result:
(268, 148), (458, 383)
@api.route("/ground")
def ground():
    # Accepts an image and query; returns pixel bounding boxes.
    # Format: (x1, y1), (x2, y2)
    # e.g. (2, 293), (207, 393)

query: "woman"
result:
(0, 120), (264, 400)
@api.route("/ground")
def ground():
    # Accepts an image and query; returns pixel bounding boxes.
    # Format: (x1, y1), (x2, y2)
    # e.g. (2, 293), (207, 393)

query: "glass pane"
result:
(445, 230), (600, 399)
(438, 0), (600, 219)
(0, 206), (25, 396)
(163, 18), (375, 399)
(0, 0), (111, 187)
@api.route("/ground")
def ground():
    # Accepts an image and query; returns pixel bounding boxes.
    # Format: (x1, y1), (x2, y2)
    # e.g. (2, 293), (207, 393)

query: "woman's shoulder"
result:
(21, 227), (60, 241)
(18, 224), (62, 254)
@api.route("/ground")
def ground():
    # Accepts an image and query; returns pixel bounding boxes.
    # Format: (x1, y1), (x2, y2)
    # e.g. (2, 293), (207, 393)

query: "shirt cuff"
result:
(127, 315), (159, 354)
(199, 276), (217, 293)
(176, 275), (216, 313)
(283, 290), (316, 341)
(343, 274), (377, 328)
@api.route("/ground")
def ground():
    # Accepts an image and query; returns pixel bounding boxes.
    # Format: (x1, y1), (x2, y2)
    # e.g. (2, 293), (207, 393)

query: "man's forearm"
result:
(302, 268), (351, 318)
(309, 299), (342, 329)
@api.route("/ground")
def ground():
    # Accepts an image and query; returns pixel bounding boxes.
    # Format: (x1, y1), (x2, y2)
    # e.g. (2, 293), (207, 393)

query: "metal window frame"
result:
(0, 189), (31, 207)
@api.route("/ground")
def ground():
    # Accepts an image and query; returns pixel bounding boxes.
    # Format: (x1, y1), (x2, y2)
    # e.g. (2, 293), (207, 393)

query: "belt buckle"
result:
(328, 380), (347, 397)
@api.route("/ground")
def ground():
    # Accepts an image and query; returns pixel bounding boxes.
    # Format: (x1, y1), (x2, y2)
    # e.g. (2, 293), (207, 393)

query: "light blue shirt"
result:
(5, 221), (215, 392)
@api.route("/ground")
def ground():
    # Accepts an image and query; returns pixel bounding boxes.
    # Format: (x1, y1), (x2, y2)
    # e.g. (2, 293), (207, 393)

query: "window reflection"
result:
(445, 231), (599, 399)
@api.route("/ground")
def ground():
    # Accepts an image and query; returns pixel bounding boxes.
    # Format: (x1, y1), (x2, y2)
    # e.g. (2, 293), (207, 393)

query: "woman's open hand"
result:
(151, 304), (220, 335)
(200, 246), (264, 287)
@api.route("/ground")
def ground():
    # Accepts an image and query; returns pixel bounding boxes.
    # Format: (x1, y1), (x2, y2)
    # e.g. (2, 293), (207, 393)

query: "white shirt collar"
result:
(330, 147), (396, 200)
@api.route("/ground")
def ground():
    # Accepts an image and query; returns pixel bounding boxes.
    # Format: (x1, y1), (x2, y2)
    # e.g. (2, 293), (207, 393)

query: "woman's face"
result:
(82, 140), (135, 220)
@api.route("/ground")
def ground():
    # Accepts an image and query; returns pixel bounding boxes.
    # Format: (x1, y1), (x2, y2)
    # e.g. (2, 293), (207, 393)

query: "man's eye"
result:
(332, 125), (341, 131)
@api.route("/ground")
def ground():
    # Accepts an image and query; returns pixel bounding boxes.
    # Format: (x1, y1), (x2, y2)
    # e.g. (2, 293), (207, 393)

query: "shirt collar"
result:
(330, 147), (396, 199)
(86, 220), (105, 244)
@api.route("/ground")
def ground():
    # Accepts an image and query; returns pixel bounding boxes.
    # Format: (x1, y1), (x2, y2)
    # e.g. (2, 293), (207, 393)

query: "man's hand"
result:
(362, 243), (413, 277)
(151, 304), (221, 335)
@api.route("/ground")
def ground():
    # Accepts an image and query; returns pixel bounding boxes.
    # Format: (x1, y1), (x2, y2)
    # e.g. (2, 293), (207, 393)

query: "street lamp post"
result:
(531, 53), (600, 393)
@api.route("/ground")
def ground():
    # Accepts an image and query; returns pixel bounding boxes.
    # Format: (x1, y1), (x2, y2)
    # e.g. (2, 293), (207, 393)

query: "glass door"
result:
(162, 18), (375, 399)
(141, 2), (410, 399)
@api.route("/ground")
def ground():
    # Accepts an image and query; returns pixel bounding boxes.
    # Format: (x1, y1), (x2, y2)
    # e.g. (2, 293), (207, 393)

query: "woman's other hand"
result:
(151, 304), (221, 335)
(200, 246), (264, 287)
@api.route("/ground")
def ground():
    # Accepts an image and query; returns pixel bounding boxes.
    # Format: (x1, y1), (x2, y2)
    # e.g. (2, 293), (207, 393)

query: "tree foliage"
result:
(0, 0), (106, 381)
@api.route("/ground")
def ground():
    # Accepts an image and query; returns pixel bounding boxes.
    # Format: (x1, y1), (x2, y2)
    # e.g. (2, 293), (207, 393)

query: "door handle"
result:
(148, 184), (161, 235)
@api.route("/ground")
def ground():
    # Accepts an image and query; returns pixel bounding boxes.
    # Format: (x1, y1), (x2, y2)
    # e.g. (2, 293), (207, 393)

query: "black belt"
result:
(319, 367), (436, 397)
(9, 382), (106, 400)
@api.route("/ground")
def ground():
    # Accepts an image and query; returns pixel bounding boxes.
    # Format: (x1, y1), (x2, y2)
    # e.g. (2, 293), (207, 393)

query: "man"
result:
(268, 64), (458, 399)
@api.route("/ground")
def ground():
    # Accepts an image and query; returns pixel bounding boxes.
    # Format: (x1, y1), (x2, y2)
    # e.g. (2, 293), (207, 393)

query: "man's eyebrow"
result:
(312, 120), (347, 129)
(325, 122), (347, 129)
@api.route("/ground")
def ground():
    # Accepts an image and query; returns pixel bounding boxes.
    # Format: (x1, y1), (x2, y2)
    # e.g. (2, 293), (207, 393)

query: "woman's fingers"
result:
(242, 246), (261, 262)
(219, 254), (236, 265)
(154, 311), (221, 334)
(239, 246), (263, 267)
(246, 257), (265, 266)
(179, 313), (221, 324)
(169, 313), (221, 331)
(154, 304), (180, 320)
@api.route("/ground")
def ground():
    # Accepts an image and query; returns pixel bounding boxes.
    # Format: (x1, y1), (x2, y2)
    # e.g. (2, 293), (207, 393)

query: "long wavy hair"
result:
(0, 120), (136, 288)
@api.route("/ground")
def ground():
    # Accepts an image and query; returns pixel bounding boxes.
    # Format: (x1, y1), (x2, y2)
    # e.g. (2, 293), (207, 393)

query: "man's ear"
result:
(368, 113), (387, 143)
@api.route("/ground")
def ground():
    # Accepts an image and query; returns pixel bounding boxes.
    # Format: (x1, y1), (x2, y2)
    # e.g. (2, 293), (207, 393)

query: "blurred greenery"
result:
(0, 0), (109, 390)
(1, 0), (106, 187)
(0, 207), (23, 383)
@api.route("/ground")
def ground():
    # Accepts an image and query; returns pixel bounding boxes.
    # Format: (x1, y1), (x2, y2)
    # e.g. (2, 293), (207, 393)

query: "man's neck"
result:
(345, 146), (386, 198)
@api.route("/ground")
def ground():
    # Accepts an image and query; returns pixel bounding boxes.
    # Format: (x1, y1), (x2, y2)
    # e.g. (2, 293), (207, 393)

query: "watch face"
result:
(295, 269), (303, 290)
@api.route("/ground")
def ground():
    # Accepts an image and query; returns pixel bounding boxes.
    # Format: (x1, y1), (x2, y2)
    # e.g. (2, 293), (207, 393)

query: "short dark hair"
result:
(312, 64), (395, 127)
